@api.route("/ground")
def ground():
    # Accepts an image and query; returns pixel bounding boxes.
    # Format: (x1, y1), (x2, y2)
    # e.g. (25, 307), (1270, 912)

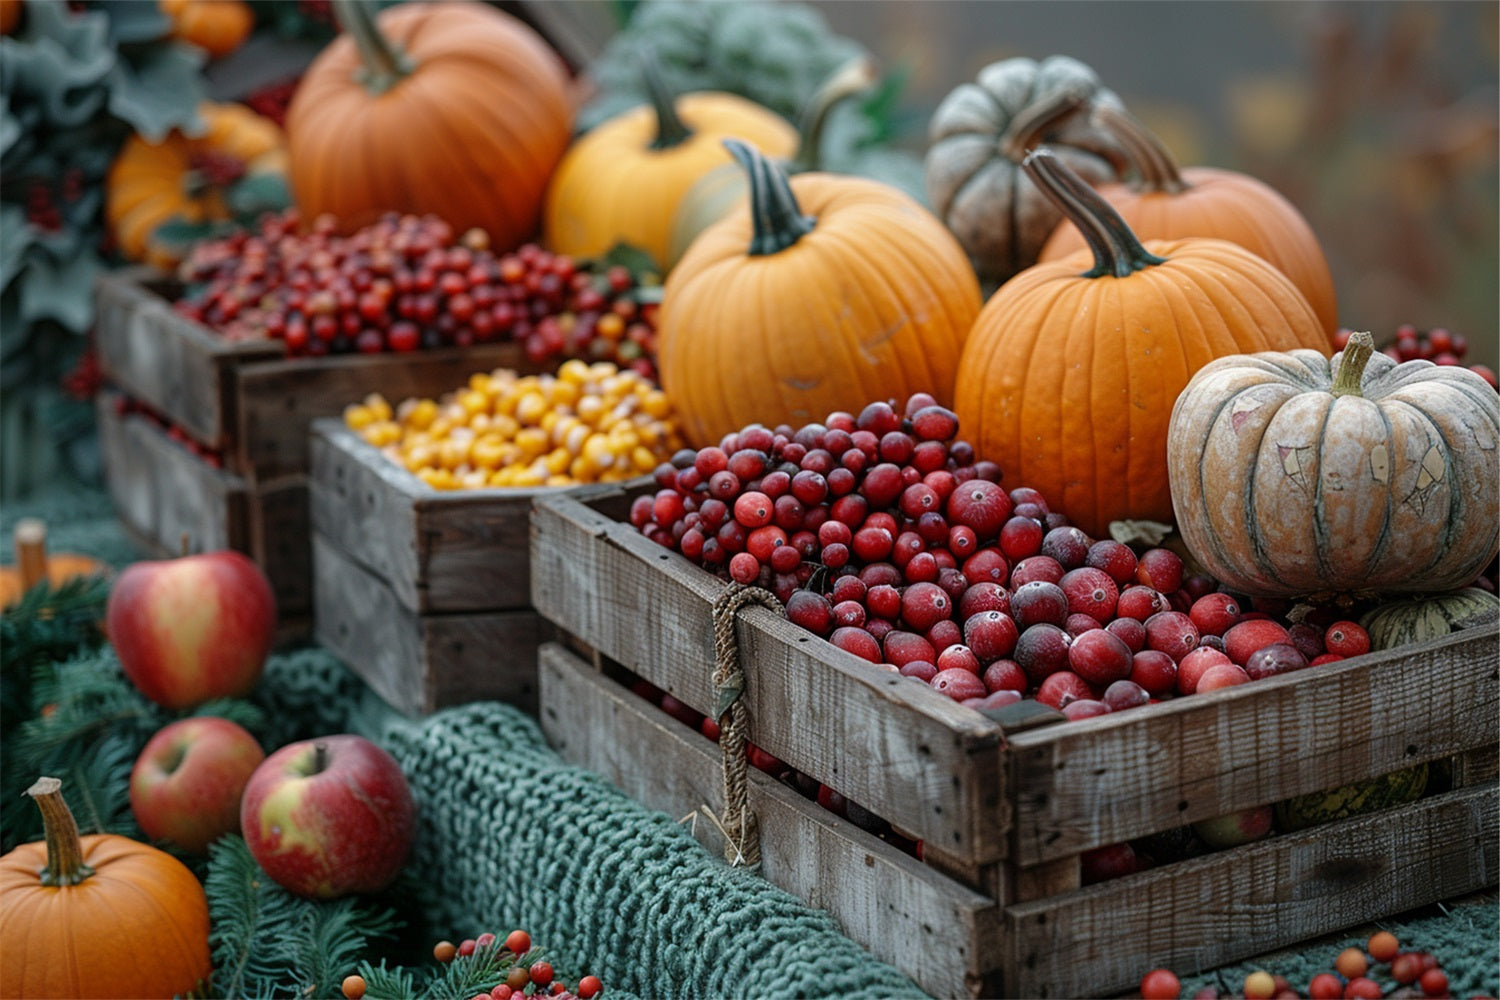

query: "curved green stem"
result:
(332, 0), (414, 96)
(1094, 104), (1188, 194)
(1332, 332), (1375, 397)
(639, 49), (693, 150)
(28, 777), (95, 887)
(791, 57), (878, 173)
(1022, 147), (1166, 278)
(724, 139), (816, 256)
(999, 84), (1092, 163)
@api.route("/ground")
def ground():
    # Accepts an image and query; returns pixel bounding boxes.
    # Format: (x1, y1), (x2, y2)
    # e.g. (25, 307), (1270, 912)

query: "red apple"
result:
(106, 550), (276, 709)
(240, 734), (415, 899)
(130, 716), (266, 853)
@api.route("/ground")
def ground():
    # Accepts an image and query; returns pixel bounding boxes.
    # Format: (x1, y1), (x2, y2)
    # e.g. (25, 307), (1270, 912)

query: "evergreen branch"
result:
(297, 899), (401, 998)
(353, 960), (418, 1000)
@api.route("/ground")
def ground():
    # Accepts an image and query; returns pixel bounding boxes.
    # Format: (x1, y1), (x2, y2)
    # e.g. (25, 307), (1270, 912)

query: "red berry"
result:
(1139, 968), (1180, 1000)
(1144, 611), (1200, 662)
(1418, 967), (1448, 997)
(1040, 525), (1090, 569)
(1324, 621), (1370, 658)
(1367, 930), (1399, 963)
(1308, 972), (1343, 1000)
(578, 975), (603, 999)
(830, 626), (882, 662)
(1188, 592), (1241, 636)
(1010, 580), (1070, 628)
(475, 932), (496, 949)
(529, 962), (555, 987)
(999, 516), (1044, 561)
(946, 479), (1013, 539)
(1106, 616), (1147, 653)
(935, 643), (982, 674)
(1391, 953), (1424, 984)
(1084, 539), (1138, 586)
(1343, 977), (1381, 999)
(1015, 623), (1073, 684)
(1223, 619), (1290, 666)
(1035, 670), (1092, 709)
(728, 552), (761, 584)
(931, 667), (987, 701)
(1136, 547), (1185, 593)
(899, 660), (938, 683)
(883, 630), (938, 668)
(1116, 585), (1168, 621)
(733, 491), (773, 528)
(981, 657), (1027, 693)
(1059, 566), (1119, 621)
(900, 582), (952, 632)
(1102, 678), (1150, 712)
(963, 610), (1020, 662)
(1335, 946), (1368, 980)
(961, 548), (1010, 586)
(1068, 628), (1134, 686)
(1129, 649), (1178, 695)
(784, 591), (834, 636)
(1010, 554), (1065, 587)
(1177, 646), (1231, 694)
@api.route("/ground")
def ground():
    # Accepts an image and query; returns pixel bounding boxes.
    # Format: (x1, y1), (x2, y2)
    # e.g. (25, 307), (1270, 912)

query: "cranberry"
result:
(935, 643), (982, 675)
(883, 630), (937, 668)
(1136, 548), (1184, 593)
(1059, 566), (1119, 621)
(1116, 585), (1168, 621)
(1061, 698), (1111, 721)
(1068, 628), (1135, 686)
(958, 581), (1010, 620)
(1324, 621), (1370, 658)
(1105, 616), (1147, 653)
(1040, 525), (1091, 569)
(1014, 623), (1072, 683)
(1129, 649), (1178, 696)
(1084, 539), (1138, 586)
(1223, 619), (1291, 666)
(900, 582), (952, 632)
(999, 516), (1045, 561)
(1010, 555), (1065, 587)
(946, 479), (1013, 539)
(1243, 642), (1309, 680)
(925, 618), (963, 651)
(829, 626), (881, 662)
(1176, 646), (1232, 695)
(899, 660), (938, 683)
(1036, 670), (1092, 709)
(1188, 592), (1241, 636)
(963, 611), (1020, 662)
(784, 591), (833, 636)
(1102, 679), (1150, 712)
(866, 583), (902, 620)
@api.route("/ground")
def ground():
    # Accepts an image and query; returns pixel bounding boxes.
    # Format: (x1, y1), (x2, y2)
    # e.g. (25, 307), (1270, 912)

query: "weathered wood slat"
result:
(249, 477), (311, 618)
(1005, 625), (1500, 865)
(1003, 783), (1499, 999)
(538, 642), (1004, 999)
(312, 534), (539, 715)
(96, 392), (249, 554)
(530, 490), (1009, 865)
(235, 342), (534, 483)
(95, 268), (278, 449)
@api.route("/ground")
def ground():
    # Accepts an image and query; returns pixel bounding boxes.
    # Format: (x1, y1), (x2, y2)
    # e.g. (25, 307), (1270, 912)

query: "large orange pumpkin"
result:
(285, 0), (574, 252)
(0, 777), (213, 1000)
(954, 148), (1329, 539)
(658, 140), (981, 447)
(544, 59), (797, 269)
(105, 101), (286, 269)
(1038, 105), (1339, 336)
(1168, 331), (1500, 598)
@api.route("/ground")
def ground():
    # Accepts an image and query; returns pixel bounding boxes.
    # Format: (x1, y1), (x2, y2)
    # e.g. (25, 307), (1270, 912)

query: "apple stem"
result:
(312, 742), (328, 774)
(179, 532), (191, 558)
(27, 776), (96, 887)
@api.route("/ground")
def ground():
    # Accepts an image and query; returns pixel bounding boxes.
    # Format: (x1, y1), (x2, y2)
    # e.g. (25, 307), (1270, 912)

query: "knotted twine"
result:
(707, 582), (783, 870)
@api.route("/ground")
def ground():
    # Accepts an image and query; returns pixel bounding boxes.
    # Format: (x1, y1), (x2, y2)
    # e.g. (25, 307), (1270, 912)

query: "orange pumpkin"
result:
(658, 140), (981, 447)
(1038, 105), (1339, 336)
(285, 0), (574, 252)
(160, 0), (255, 59)
(0, 519), (109, 609)
(953, 148), (1329, 539)
(544, 58), (797, 269)
(1168, 331), (1500, 598)
(0, 777), (213, 1000)
(105, 101), (287, 269)
(0, 0), (21, 35)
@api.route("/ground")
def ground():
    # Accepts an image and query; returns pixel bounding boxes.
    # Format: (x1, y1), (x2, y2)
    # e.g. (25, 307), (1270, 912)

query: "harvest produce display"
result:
(4, 0), (1498, 997)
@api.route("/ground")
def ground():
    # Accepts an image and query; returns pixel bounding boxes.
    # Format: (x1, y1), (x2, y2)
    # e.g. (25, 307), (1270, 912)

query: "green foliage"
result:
(206, 836), (402, 1000)
(0, 0), (204, 498)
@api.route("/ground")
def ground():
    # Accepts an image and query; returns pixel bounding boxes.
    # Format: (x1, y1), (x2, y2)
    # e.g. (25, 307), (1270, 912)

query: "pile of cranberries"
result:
(1140, 928), (1470, 999)
(1337, 324), (1498, 390)
(112, 395), (226, 468)
(340, 929), (602, 1000)
(632, 394), (1371, 725)
(174, 209), (659, 376)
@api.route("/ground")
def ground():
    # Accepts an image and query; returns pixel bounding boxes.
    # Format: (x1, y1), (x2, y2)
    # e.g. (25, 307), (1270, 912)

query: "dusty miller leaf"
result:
(106, 41), (204, 141)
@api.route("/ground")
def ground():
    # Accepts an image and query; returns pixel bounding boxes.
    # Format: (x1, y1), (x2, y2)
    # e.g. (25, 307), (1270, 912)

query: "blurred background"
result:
(547, 0), (1499, 367)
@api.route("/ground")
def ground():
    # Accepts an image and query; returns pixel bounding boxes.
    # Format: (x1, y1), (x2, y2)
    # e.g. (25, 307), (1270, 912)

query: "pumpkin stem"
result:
(26, 777), (95, 887)
(1021, 147), (1167, 278)
(14, 518), (47, 593)
(791, 56), (878, 173)
(724, 139), (817, 256)
(639, 49), (693, 151)
(1332, 331), (1376, 397)
(999, 85), (1093, 163)
(332, 0), (414, 96)
(1093, 104), (1188, 194)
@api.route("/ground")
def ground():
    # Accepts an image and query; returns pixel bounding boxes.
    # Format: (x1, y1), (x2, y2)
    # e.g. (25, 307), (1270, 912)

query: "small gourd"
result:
(0, 777), (213, 999)
(0, 519), (108, 609)
(1359, 588), (1500, 650)
(1168, 331), (1500, 598)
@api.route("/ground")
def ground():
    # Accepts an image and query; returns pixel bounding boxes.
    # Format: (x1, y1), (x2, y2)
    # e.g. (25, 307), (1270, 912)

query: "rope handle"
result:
(707, 581), (783, 869)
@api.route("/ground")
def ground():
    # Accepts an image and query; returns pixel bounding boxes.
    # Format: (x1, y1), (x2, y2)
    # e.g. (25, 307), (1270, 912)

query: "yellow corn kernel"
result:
(515, 391), (548, 427)
(581, 433), (614, 472)
(545, 473), (575, 487)
(362, 393), (393, 422)
(575, 394), (604, 425)
(416, 467), (457, 490)
(589, 361), (618, 381)
(641, 390), (672, 420)
(511, 466), (545, 487)
(403, 442), (437, 472)
(558, 358), (592, 385)
(513, 426), (548, 460)
(568, 455), (593, 481)
(539, 410), (564, 437)
(457, 388), (489, 417)
(469, 435), (508, 470)
(548, 379), (581, 408)
(344, 404), (376, 430)
(459, 469), (490, 490)
(438, 436), (471, 471)
(544, 447), (573, 476)
(401, 398), (439, 431)
(631, 446), (660, 472)
(489, 468), (514, 487)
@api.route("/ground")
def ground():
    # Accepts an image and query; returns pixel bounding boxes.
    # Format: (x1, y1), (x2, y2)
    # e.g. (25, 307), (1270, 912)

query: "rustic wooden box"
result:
(530, 484), (1500, 998)
(94, 267), (540, 627)
(308, 419), (621, 716)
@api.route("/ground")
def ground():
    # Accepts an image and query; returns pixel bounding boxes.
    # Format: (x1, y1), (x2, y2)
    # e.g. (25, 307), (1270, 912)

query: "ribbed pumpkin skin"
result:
(1359, 588), (1500, 650)
(0, 833), (213, 999)
(285, 2), (573, 251)
(1038, 166), (1340, 336)
(544, 94), (797, 268)
(106, 101), (286, 266)
(955, 238), (1327, 539)
(659, 172), (981, 448)
(1167, 347), (1500, 598)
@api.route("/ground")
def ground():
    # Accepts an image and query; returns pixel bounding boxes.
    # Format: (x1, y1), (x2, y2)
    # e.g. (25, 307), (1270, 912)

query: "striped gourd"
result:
(1274, 764), (1429, 833)
(1359, 587), (1499, 651)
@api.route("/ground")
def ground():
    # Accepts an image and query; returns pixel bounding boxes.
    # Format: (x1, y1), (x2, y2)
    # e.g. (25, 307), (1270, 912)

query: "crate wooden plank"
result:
(538, 642), (1004, 999)
(310, 420), (553, 614)
(1004, 783), (1499, 999)
(313, 534), (539, 715)
(235, 342), (535, 483)
(249, 477), (311, 618)
(95, 268), (279, 449)
(96, 392), (249, 554)
(531, 489), (1009, 865)
(1005, 625), (1500, 866)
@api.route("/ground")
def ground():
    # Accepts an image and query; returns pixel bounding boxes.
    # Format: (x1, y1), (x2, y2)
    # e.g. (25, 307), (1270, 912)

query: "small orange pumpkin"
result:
(1039, 105), (1339, 336)
(0, 777), (213, 1000)
(286, 0), (574, 251)
(544, 57), (797, 269)
(954, 148), (1329, 539)
(105, 101), (287, 269)
(1168, 331), (1500, 598)
(160, 0), (255, 59)
(658, 140), (981, 447)
(0, 519), (109, 609)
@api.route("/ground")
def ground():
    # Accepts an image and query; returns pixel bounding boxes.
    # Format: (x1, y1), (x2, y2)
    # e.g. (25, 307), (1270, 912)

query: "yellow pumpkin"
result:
(106, 101), (287, 269)
(544, 59), (796, 269)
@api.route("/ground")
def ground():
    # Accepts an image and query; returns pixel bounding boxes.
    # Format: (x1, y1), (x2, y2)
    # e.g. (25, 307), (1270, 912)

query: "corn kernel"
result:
(363, 393), (393, 422)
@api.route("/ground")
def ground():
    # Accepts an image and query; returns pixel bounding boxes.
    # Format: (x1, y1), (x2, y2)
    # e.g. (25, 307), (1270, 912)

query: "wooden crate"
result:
(308, 419), (620, 715)
(94, 268), (542, 627)
(529, 483), (1500, 997)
